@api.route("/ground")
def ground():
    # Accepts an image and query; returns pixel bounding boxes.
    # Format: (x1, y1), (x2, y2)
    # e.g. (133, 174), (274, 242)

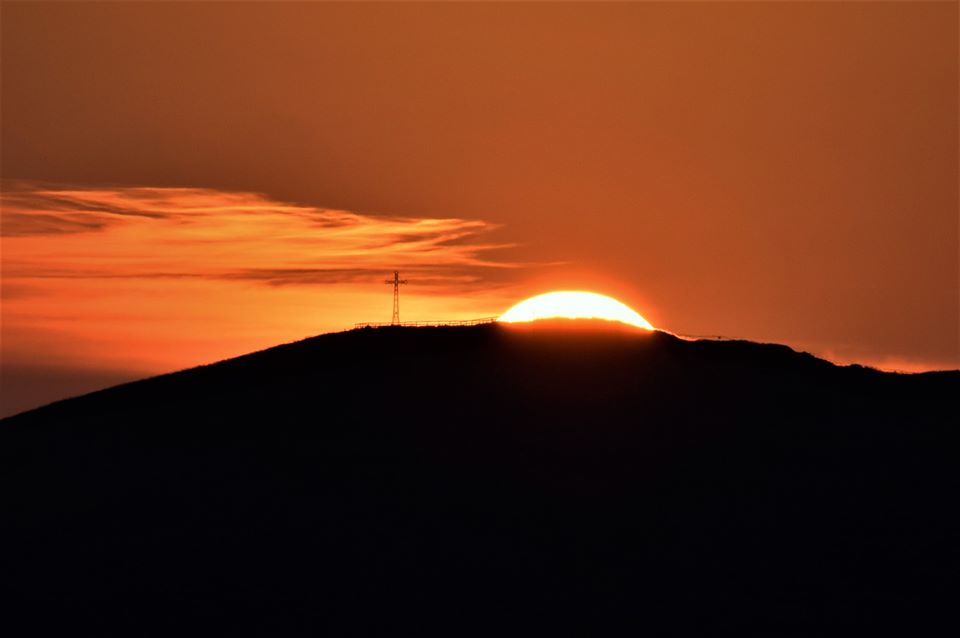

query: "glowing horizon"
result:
(0, 183), (519, 373)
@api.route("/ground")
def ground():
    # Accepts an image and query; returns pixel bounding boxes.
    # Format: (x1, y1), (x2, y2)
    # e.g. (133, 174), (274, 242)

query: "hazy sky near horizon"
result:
(2, 1), (958, 416)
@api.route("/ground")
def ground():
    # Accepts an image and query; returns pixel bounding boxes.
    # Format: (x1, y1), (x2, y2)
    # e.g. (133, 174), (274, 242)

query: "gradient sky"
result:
(2, 1), (958, 417)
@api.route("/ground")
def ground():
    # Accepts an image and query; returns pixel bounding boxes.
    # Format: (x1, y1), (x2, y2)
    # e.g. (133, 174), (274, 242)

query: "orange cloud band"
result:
(1, 183), (525, 377)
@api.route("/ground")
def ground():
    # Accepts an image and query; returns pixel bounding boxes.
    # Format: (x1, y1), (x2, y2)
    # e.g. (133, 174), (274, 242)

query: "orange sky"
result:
(1, 1), (958, 416)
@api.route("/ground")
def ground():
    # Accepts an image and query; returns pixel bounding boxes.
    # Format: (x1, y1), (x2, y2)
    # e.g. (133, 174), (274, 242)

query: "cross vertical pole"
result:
(385, 271), (408, 325)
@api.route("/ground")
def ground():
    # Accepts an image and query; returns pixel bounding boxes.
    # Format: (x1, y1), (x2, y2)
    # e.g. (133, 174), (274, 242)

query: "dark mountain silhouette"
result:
(2, 322), (957, 635)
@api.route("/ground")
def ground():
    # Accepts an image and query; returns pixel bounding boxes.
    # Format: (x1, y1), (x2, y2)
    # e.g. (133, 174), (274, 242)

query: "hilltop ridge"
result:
(2, 323), (957, 635)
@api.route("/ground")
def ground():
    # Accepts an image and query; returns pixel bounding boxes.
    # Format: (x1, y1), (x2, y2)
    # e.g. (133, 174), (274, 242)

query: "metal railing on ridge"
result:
(353, 317), (499, 329)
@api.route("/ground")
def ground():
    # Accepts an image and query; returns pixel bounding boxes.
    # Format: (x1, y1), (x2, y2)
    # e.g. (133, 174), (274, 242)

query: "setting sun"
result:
(498, 291), (654, 330)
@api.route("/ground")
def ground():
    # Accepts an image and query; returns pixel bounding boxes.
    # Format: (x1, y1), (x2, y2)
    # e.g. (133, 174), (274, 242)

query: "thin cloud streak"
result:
(1, 182), (519, 287)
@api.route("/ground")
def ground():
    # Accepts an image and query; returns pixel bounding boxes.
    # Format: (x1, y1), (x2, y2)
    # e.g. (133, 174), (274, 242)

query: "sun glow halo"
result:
(498, 291), (654, 330)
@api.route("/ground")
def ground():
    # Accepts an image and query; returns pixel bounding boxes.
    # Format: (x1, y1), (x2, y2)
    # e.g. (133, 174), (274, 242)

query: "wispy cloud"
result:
(1, 182), (517, 289)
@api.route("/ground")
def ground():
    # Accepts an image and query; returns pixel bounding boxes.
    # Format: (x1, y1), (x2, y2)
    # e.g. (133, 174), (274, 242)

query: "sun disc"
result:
(498, 291), (654, 330)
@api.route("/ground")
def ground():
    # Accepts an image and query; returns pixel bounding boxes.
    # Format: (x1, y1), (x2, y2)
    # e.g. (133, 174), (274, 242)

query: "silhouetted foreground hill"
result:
(2, 323), (957, 635)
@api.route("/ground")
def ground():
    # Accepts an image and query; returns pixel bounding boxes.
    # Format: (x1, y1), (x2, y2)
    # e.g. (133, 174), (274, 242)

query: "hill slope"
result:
(2, 323), (958, 634)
